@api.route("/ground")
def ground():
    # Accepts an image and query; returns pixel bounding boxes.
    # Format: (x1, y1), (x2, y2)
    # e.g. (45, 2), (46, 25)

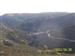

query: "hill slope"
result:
(0, 12), (75, 49)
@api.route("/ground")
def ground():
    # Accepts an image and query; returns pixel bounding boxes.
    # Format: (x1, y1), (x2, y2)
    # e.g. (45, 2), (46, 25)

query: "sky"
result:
(0, 0), (75, 15)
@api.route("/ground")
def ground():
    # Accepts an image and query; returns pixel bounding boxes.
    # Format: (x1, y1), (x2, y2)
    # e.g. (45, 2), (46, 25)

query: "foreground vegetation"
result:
(0, 29), (75, 56)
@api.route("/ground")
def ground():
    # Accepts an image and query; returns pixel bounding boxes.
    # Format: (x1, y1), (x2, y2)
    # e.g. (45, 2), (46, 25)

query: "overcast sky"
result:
(0, 0), (75, 15)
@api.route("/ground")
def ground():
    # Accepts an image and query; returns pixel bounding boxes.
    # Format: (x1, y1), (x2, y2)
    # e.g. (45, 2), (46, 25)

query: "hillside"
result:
(1, 12), (75, 47)
(0, 12), (75, 56)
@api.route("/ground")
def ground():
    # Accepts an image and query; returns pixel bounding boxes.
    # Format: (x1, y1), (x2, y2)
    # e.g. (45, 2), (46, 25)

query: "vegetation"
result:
(0, 12), (75, 56)
(0, 30), (75, 56)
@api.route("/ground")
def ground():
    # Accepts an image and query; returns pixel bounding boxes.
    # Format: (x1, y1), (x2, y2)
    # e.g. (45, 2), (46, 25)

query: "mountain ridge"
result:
(0, 12), (75, 50)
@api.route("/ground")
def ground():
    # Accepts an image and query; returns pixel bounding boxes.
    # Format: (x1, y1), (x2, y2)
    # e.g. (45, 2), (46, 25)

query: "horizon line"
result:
(0, 11), (75, 16)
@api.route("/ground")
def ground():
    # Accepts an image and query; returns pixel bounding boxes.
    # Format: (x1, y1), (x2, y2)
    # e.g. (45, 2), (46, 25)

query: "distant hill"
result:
(0, 12), (75, 51)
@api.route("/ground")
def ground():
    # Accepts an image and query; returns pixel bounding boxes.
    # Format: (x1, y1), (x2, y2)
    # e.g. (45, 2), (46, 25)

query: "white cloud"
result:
(0, 0), (75, 15)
